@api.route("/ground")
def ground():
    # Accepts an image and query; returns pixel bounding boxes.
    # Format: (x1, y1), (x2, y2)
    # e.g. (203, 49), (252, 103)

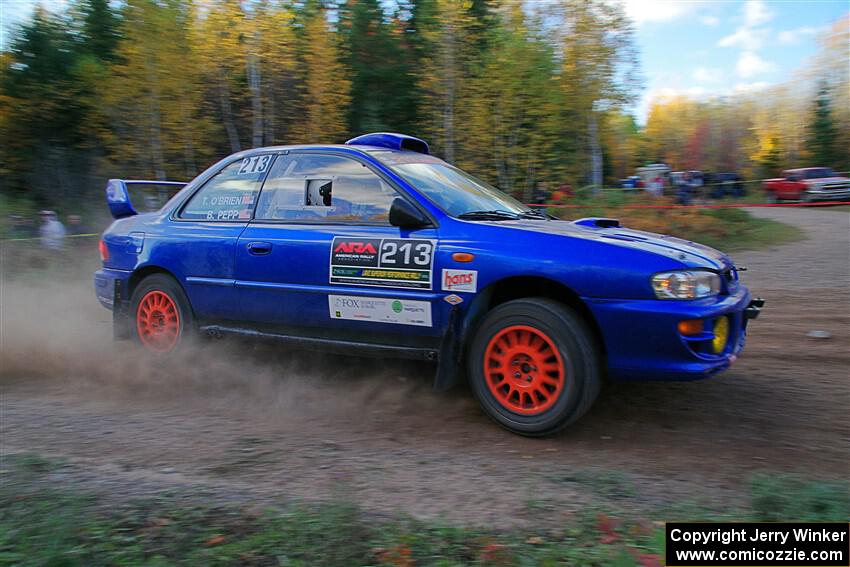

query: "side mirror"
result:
(389, 197), (430, 229)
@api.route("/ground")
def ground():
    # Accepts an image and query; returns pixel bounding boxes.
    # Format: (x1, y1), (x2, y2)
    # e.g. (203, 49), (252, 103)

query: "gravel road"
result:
(2, 206), (848, 525)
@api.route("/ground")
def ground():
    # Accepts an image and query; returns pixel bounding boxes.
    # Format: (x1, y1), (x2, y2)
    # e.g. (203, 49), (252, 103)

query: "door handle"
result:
(247, 242), (272, 256)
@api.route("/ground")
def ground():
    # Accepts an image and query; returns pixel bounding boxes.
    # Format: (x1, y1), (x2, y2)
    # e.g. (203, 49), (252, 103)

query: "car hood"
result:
(489, 219), (732, 271)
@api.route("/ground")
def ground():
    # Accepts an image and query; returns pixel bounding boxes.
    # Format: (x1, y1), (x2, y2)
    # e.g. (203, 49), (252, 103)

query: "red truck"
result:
(764, 167), (850, 202)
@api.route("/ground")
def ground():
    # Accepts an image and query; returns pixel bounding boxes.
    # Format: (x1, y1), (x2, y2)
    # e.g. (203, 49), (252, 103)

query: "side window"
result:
(180, 155), (274, 220)
(255, 154), (398, 223)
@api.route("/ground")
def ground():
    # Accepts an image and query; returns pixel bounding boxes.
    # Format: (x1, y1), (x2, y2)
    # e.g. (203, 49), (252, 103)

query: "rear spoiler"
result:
(106, 179), (188, 219)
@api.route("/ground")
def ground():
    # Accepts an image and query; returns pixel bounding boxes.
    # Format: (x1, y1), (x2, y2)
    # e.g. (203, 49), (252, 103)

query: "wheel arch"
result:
(127, 265), (182, 298)
(461, 276), (607, 362)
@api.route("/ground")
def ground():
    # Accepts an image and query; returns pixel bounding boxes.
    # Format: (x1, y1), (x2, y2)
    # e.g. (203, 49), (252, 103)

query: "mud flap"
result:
(434, 305), (463, 391)
(113, 279), (131, 341)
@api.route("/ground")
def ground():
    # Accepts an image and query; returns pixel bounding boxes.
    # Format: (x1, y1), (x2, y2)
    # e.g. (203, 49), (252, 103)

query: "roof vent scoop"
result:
(345, 132), (430, 154)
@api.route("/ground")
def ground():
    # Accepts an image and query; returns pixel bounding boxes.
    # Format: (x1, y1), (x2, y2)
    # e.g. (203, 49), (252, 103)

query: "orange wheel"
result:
(483, 325), (565, 415)
(467, 298), (600, 436)
(136, 289), (181, 353)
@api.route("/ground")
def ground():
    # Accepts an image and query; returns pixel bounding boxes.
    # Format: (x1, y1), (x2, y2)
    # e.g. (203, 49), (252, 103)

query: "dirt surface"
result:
(1, 207), (848, 526)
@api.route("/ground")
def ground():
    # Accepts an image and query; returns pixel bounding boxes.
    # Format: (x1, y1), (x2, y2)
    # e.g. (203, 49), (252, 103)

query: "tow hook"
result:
(745, 297), (765, 320)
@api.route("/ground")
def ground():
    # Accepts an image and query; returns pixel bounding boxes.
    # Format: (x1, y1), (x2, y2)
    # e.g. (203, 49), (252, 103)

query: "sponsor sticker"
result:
(442, 269), (478, 292)
(444, 294), (464, 305)
(328, 295), (432, 327)
(330, 237), (435, 290)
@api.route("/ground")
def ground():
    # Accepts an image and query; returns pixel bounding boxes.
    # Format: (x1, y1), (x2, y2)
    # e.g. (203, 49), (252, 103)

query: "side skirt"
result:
(200, 325), (440, 362)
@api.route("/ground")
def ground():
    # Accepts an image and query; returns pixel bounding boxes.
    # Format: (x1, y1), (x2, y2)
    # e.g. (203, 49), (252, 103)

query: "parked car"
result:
(619, 176), (644, 193)
(705, 172), (745, 199)
(764, 167), (850, 202)
(95, 133), (763, 436)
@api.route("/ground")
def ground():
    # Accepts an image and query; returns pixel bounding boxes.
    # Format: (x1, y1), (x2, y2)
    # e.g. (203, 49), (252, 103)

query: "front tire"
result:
(130, 274), (194, 353)
(467, 298), (600, 436)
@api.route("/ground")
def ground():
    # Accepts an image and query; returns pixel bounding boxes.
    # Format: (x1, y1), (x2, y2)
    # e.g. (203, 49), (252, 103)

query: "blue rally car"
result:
(95, 133), (763, 435)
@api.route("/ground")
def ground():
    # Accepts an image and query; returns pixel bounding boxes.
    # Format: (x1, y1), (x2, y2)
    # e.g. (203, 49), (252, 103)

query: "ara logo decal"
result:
(444, 294), (464, 305)
(442, 269), (478, 292)
(329, 237), (435, 290)
(334, 242), (378, 254)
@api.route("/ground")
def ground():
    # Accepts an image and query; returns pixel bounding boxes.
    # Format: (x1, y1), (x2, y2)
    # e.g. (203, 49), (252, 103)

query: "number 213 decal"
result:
(238, 155), (272, 175)
(379, 241), (433, 268)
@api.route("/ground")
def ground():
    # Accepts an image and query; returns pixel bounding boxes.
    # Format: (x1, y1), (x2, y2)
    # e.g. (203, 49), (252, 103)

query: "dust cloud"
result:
(0, 244), (447, 426)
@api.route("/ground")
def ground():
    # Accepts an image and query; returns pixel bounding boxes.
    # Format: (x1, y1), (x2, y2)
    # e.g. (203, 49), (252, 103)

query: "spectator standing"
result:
(676, 172), (693, 205)
(39, 210), (66, 250)
(648, 175), (665, 197)
(531, 181), (551, 205)
(66, 214), (90, 236)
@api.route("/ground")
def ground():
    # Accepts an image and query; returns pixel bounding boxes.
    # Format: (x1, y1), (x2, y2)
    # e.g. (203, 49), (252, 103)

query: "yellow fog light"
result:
(712, 316), (729, 354)
(678, 319), (704, 336)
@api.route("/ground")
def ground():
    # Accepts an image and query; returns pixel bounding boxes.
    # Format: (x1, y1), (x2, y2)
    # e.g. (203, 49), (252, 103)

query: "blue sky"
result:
(2, 0), (847, 123)
(625, 0), (849, 122)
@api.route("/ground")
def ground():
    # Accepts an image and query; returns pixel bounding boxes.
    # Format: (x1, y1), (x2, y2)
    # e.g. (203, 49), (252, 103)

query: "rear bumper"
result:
(586, 287), (762, 381)
(94, 268), (131, 310)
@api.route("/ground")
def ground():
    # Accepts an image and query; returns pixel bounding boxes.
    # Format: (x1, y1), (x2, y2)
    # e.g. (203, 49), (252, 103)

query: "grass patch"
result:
(1, 453), (65, 474)
(0, 487), (663, 566)
(2, 463), (847, 566)
(552, 194), (803, 253)
(749, 474), (849, 522)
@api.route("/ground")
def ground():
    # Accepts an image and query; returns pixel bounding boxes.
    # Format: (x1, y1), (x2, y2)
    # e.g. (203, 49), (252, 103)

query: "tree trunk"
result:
(147, 67), (166, 180)
(247, 53), (263, 148)
(180, 98), (196, 178)
(218, 77), (241, 153)
(588, 112), (602, 194)
(442, 21), (456, 163)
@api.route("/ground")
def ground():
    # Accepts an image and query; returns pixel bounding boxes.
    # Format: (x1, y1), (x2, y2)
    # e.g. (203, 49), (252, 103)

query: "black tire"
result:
(129, 273), (195, 353)
(466, 298), (600, 436)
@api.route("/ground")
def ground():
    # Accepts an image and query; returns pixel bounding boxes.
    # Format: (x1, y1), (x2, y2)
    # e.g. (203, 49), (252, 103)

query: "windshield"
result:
(373, 151), (530, 217)
(804, 168), (836, 179)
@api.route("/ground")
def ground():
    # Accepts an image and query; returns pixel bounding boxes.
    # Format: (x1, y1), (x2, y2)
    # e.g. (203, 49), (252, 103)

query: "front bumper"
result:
(805, 188), (850, 201)
(586, 286), (763, 381)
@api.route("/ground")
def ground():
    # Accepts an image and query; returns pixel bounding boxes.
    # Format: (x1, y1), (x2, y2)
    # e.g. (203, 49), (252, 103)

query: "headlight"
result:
(651, 270), (721, 300)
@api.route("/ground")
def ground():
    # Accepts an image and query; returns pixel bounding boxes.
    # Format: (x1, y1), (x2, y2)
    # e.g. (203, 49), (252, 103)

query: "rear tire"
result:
(467, 298), (600, 436)
(130, 274), (194, 354)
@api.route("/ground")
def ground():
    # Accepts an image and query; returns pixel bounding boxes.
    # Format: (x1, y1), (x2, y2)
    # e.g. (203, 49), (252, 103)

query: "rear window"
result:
(180, 156), (273, 220)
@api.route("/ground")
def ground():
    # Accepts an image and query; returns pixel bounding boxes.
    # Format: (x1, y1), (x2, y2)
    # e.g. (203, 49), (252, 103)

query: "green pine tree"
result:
(807, 81), (839, 168)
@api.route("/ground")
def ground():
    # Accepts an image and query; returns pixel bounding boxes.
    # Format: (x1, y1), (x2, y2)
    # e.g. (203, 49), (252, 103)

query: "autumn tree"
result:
(192, 0), (248, 154)
(456, 2), (559, 196)
(289, 3), (351, 144)
(104, 0), (211, 179)
(556, 0), (640, 189)
(415, 0), (481, 162)
(251, 0), (298, 145)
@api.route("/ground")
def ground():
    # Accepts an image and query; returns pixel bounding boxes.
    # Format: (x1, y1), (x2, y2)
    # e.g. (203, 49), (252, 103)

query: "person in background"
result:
(66, 214), (89, 236)
(551, 182), (573, 202)
(531, 181), (551, 205)
(39, 210), (66, 250)
(648, 175), (665, 197)
(676, 172), (693, 205)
